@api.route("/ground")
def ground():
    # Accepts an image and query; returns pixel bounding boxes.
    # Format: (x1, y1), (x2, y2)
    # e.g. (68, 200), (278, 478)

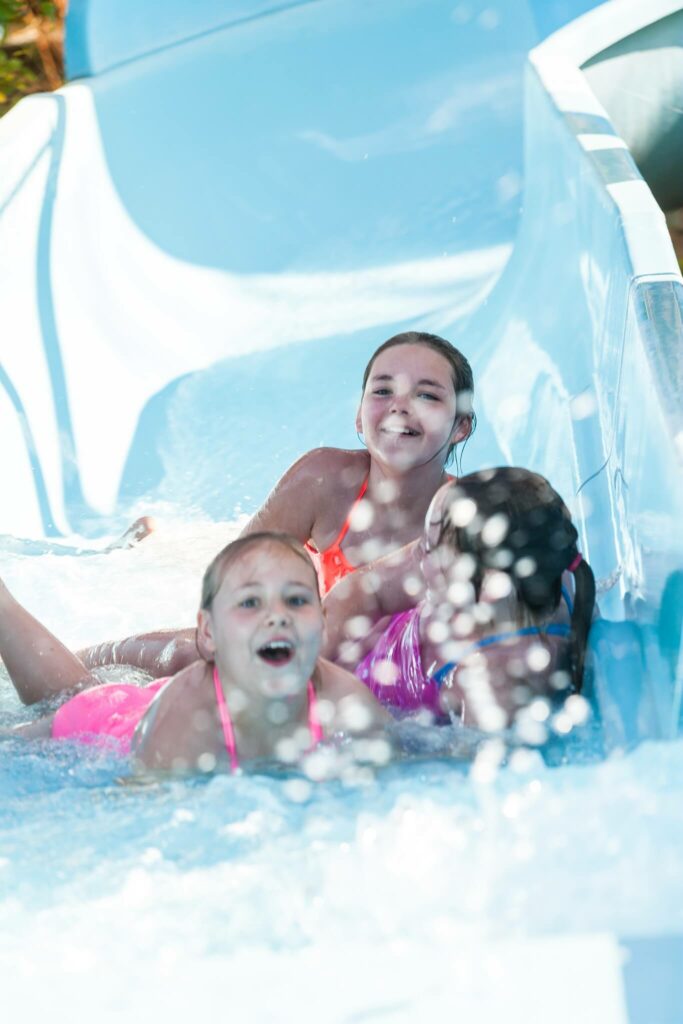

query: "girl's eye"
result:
(418, 391), (439, 402)
(287, 594), (311, 607)
(372, 388), (392, 397)
(239, 596), (260, 609)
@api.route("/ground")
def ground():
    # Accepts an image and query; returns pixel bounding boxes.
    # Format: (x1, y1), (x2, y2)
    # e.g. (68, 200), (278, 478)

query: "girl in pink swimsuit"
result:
(324, 468), (596, 729)
(0, 534), (387, 773)
(72, 331), (473, 684)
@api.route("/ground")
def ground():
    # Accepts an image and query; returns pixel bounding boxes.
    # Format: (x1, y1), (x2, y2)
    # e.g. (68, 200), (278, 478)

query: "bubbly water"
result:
(1, 525), (682, 1019)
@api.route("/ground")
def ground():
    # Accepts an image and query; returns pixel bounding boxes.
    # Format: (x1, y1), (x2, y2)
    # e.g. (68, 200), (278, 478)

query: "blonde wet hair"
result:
(200, 532), (320, 611)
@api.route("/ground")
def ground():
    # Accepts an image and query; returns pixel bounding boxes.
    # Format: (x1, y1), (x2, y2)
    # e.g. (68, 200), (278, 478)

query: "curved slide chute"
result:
(2, 0), (540, 536)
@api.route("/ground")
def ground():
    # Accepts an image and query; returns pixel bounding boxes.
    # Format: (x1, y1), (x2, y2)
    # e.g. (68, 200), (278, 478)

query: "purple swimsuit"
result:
(354, 608), (443, 717)
(354, 607), (572, 718)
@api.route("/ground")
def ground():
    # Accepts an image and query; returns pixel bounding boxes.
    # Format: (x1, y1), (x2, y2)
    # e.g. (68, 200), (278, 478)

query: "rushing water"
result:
(1, 523), (682, 1015)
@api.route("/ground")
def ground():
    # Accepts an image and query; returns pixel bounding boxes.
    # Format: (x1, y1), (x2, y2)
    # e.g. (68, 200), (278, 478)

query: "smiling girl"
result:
(246, 330), (474, 593)
(0, 533), (387, 772)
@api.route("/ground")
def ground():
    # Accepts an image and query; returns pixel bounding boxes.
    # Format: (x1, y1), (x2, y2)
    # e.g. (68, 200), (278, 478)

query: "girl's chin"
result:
(374, 449), (422, 471)
(257, 673), (307, 700)
(373, 442), (440, 471)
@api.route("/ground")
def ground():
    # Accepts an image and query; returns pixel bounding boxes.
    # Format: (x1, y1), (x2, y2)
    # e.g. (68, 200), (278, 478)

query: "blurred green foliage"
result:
(0, 0), (63, 117)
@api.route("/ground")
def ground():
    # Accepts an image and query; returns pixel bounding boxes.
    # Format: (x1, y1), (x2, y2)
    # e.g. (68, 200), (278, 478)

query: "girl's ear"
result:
(196, 609), (216, 661)
(450, 415), (472, 447)
(355, 406), (363, 433)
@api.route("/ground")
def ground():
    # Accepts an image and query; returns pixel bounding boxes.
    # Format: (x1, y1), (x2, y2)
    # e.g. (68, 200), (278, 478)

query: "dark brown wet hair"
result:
(361, 331), (475, 463)
(200, 532), (320, 611)
(434, 467), (596, 692)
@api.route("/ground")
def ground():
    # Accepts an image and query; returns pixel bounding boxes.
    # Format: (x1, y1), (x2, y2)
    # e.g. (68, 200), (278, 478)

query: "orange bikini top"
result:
(306, 477), (368, 596)
(307, 472), (455, 596)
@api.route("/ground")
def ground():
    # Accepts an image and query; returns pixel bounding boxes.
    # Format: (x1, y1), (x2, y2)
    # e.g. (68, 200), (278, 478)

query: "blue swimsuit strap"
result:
(431, 623), (571, 687)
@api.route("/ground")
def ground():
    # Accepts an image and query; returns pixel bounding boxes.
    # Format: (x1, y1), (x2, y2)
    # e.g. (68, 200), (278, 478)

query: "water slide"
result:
(3, 0), (683, 738)
(1, 2), (683, 1019)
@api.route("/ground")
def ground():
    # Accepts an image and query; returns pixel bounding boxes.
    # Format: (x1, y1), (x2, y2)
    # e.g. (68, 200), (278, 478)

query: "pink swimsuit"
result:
(52, 668), (324, 770)
(52, 677), (169, 752)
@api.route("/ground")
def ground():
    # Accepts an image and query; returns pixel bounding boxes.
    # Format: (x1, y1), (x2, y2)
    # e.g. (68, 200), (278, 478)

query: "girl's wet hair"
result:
(362, 331), (476, 465)
(201, 532), (320, 610)
(434, 467), (596, 692)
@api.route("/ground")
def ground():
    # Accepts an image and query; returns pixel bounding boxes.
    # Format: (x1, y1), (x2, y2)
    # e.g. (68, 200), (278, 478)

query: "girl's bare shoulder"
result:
(155, 661), (210, 704)
(241, 448), (369, 542)
(292, 447), (369, 489)
(306, 448), (370, 527)
(316, 658), (392, 727)
(132, 663), (219, 772)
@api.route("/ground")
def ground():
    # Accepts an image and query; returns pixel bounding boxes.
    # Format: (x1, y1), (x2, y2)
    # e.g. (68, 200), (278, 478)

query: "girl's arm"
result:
(78, 628), (198, 677)
(0, 579), (95, 705)
(0, 716), (55, 740)
(322, 540), (425, 666)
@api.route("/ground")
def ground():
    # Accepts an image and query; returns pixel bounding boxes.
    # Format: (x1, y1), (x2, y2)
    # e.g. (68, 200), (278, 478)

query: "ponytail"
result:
(567, 557), (596, 693)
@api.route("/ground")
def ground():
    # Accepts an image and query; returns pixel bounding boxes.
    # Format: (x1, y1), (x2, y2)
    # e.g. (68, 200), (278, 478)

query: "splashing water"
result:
(1, 525), (681, 1015)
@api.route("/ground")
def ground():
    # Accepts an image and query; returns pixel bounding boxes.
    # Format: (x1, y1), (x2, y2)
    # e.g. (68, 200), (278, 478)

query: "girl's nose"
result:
(266, 604), (291, 626)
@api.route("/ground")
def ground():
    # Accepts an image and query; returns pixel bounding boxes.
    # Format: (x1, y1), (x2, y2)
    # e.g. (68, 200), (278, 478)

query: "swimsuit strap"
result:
(561, 584), (574, 615)
(307, 680), (324, 744)
(213, 665), (240, 773)
(431, 623), (571, 686)
(213, 666), (323, 772)
(332, 475), (369, 548)
(338, 473), (450, 548)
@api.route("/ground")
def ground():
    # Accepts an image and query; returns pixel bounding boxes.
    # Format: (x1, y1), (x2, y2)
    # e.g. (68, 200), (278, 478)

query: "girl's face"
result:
(198, 543), (323, 700)
(357, 344), (467, 472)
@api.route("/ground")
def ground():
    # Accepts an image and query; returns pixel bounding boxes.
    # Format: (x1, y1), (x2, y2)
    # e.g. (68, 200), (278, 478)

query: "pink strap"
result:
(307, 680), (324, 745)
(213, 665), (239, 773)
(214, 666), (323, 773)
(568, 553), (583, 573)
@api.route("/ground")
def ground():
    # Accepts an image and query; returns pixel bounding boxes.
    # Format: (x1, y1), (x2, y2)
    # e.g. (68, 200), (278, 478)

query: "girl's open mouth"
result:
(257, 640), (295, 666)
(382, 426), (420, 437)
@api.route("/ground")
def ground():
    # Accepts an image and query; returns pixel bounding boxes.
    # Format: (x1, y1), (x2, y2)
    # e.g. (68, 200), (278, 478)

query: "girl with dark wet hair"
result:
(246, 329), (475, 595)
(323, 468), (595, 730)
